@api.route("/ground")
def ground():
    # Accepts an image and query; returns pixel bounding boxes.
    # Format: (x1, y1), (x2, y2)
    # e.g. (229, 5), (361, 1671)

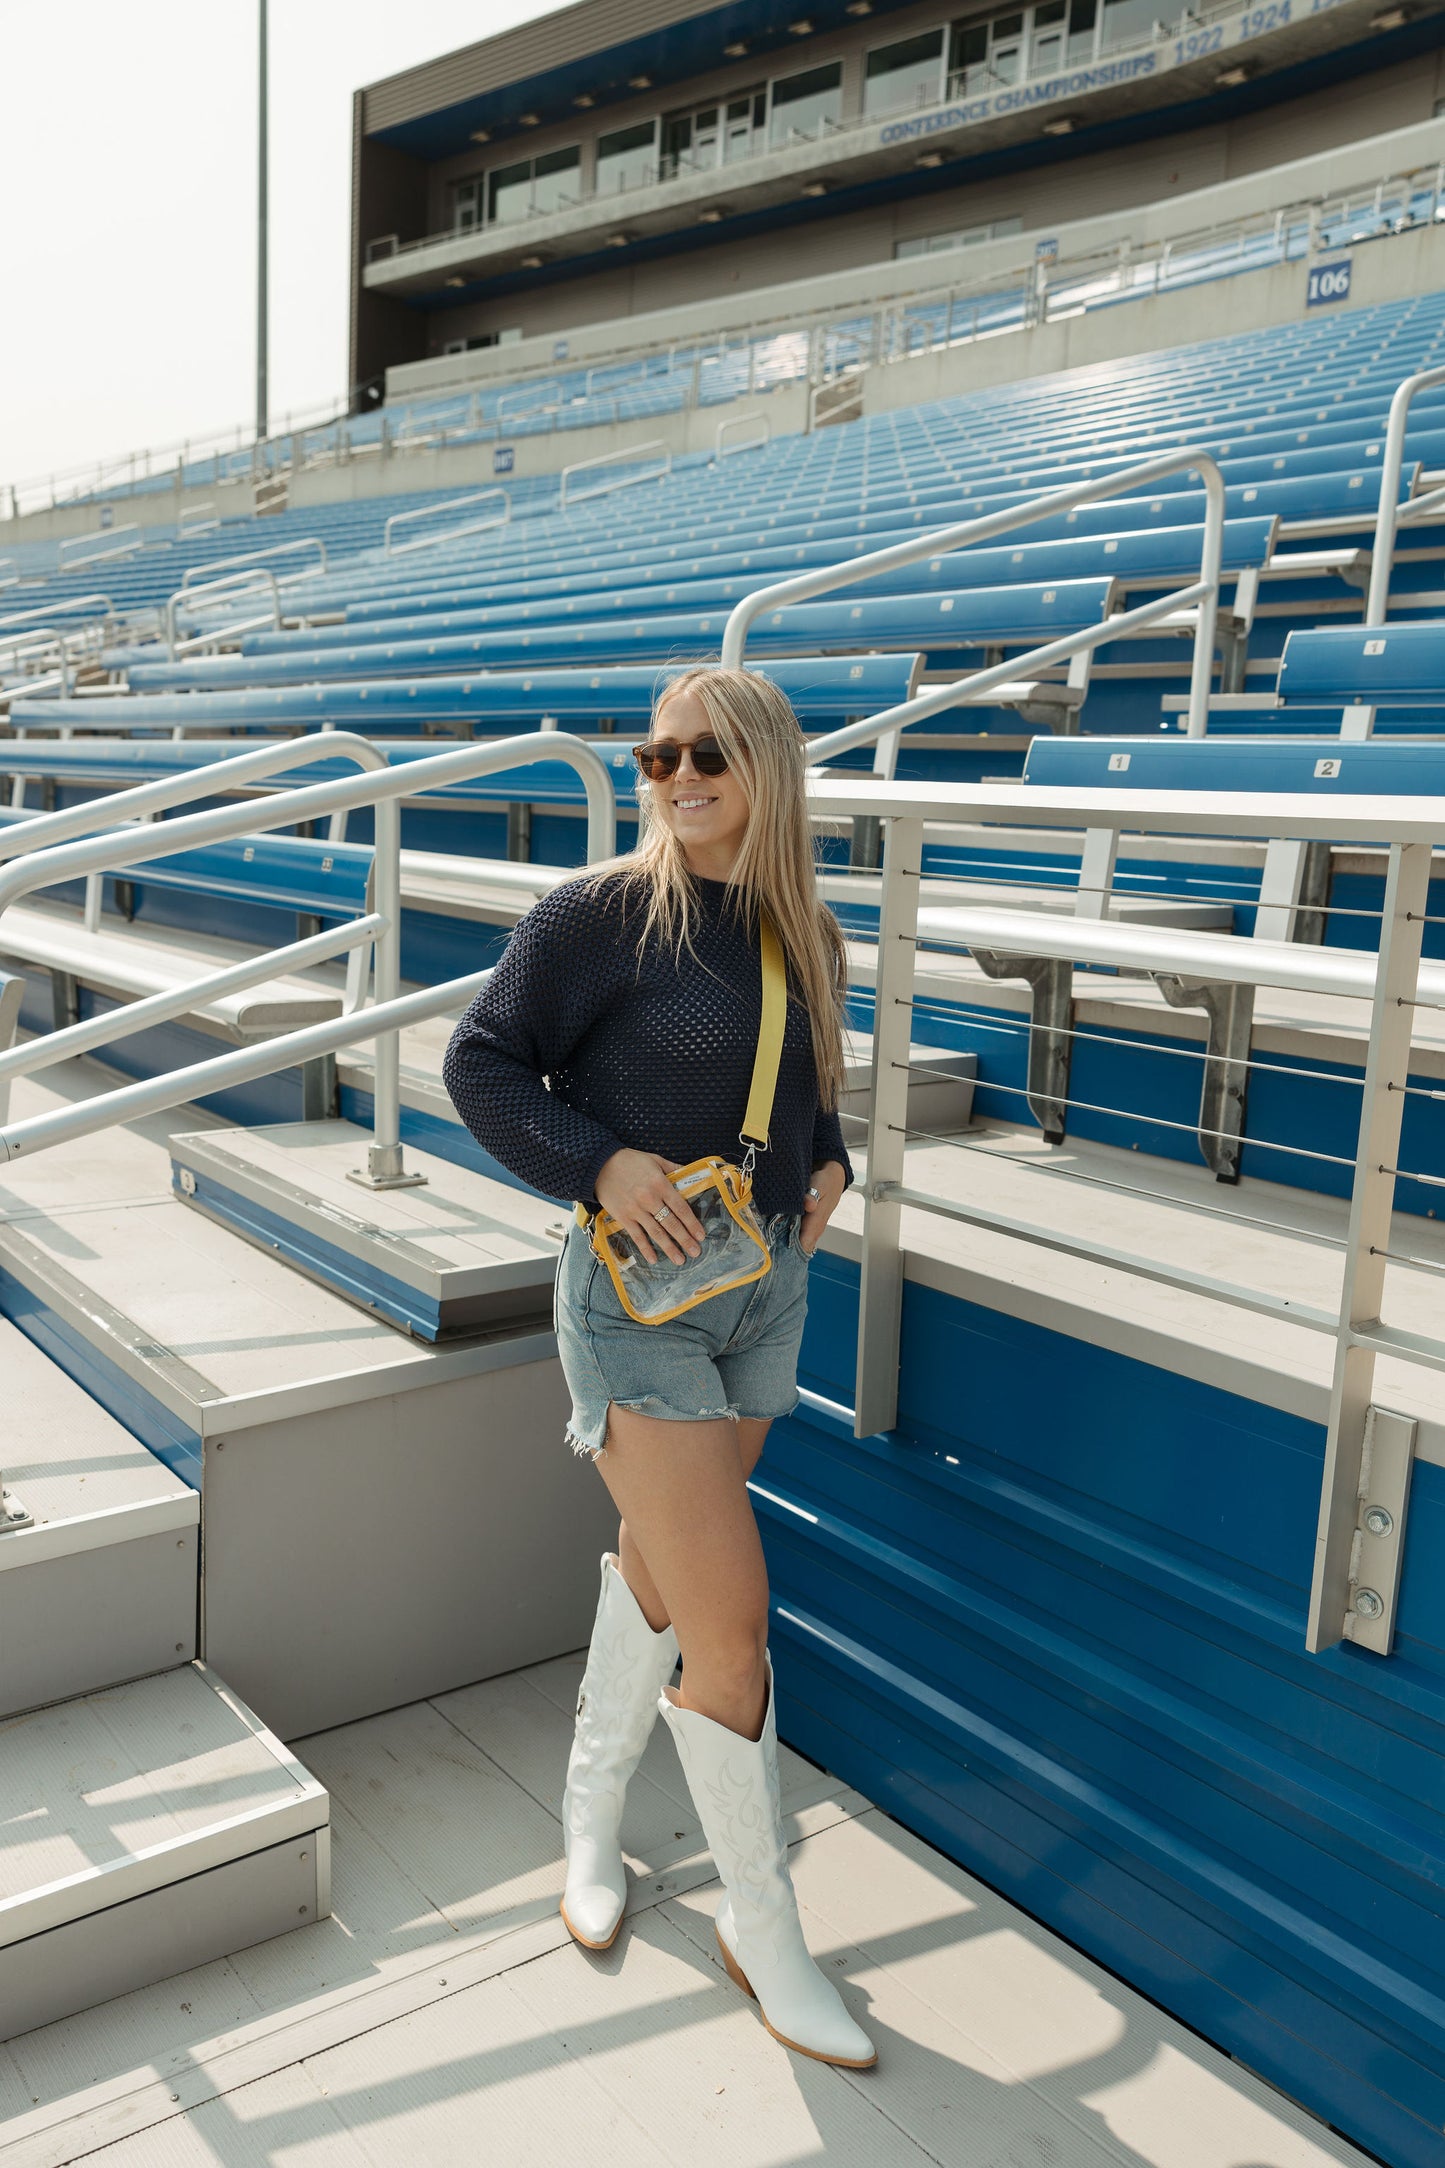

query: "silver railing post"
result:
(1366, 363), (1445, 625)
(1306, 839), (1430, 1655)
(1185, 458), (1226, 736)
(362, 792), (415, 1188)
(854, 815), (922, 1439)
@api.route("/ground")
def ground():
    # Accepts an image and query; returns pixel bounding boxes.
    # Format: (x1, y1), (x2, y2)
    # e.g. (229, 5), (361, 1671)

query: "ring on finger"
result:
(655, 1201), (673, 1221)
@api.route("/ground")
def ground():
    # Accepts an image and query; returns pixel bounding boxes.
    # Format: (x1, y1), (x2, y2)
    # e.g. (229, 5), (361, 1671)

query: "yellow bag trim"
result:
(590, 1155), (771, 1324)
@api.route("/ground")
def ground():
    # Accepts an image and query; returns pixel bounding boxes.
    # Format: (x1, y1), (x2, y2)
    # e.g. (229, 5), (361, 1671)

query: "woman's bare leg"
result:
(615, 1418), (771, 1633)
(596, 1410), (772, 1741)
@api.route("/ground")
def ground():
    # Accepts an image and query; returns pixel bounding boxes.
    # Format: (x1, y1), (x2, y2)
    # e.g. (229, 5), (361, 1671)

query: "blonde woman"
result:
(442, 665), (876, 2070)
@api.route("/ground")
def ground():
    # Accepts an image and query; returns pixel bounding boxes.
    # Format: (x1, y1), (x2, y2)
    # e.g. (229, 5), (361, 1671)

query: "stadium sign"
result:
(494, 446), (515, 474)
(877, 0), (1350, 150)
(1307, 259), (1353, 306)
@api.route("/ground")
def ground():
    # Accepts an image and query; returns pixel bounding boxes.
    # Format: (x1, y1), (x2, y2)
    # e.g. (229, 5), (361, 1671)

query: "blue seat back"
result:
(1278, 625), (1445, 707)
(1024, 735), (1445, 795)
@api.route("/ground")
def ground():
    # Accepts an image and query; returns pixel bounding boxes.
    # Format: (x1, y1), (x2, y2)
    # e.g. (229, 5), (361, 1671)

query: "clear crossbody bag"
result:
(574, 917), (787, 1326)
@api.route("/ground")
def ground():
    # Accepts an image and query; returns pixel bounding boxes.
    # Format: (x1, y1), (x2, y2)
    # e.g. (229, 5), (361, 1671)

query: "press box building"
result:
(350, 0), (1445, 399)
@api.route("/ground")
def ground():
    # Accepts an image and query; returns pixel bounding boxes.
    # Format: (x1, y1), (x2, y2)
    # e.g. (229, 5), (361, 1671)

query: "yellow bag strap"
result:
(741, 914), (787, 1152)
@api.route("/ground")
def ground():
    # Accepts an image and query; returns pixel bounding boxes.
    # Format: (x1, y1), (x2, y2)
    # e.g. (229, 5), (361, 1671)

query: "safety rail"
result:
(496, 378), (562, 425)
(181, 536), (326, 588)
(384, 488), (511, 556)
(714, 412), (772, 461)
(165, 567), (281, 656)
(0, 732), (616, 1189)
(177, 501), (221, 538)
(56, 525), (144, 573)
(559, 440), (672, 513)
(0, 594), (115, 634)
(0, 562), (18, 590)
(824, 769), (1445, 1670)
(1366, 362), (1445, 624)
(723, 446), (1225, 744)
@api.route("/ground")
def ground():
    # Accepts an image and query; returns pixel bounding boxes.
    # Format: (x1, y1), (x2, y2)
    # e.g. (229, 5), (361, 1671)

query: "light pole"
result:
(256, 0), (269, 445)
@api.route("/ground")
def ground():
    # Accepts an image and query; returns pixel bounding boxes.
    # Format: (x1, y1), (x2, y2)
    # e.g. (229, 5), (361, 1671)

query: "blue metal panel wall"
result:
(761, 1256), (1445, 2168)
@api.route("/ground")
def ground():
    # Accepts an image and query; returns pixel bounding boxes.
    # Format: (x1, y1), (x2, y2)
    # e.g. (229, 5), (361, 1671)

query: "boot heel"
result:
(716, 1923), (756, 2000)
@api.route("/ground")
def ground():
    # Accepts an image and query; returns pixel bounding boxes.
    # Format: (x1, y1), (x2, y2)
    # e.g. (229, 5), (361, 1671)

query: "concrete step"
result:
(168, 1118), (564, 1341)
(0, 1660), (328, 2042)
(0, 1317), (197, 1722)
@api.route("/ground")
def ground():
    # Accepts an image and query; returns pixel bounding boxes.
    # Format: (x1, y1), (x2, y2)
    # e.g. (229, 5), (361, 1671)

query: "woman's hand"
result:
(800, 1160), (847, 1257)
(594, 1149), (705, 1265)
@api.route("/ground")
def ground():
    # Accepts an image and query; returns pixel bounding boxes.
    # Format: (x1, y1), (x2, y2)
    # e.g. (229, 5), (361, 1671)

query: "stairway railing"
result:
(1366, 361), (1445, 624)
(722, 445), (1226, 742)
(0, 732), (616, 1188)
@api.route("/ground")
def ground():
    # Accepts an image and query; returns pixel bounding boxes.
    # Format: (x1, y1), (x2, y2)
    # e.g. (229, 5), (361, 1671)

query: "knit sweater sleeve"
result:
(441, 880), (630, 1205)
(811, 1102), (854, 1189)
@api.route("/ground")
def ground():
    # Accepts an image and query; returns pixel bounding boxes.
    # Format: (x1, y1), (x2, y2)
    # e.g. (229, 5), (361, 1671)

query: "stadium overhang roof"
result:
(361, 0), (932, 160)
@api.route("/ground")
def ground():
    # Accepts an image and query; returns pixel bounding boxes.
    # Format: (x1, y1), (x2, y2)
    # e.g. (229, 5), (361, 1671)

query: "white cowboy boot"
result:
(658, 1651), (876, 2068)
(560, 1551), (680, 1951)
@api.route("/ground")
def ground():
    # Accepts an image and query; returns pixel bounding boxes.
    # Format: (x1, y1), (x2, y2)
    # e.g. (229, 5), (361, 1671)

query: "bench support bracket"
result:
(971, 951), (1071, 1144)
(1153, 975), (1253, 1183)
(0, 1475), (33, 1534)
(1341, 1407), (1416, 1655)
(301, 1055), (338, 1123)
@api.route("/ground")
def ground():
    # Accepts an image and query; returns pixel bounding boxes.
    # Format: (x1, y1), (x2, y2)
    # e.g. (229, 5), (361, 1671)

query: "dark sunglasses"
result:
(632, 736), (731, 781)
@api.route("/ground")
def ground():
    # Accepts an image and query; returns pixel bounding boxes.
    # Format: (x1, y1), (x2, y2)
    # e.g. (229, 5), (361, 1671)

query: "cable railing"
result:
(820, 767), (1445, 1671)
(0, 732), (616, 1188)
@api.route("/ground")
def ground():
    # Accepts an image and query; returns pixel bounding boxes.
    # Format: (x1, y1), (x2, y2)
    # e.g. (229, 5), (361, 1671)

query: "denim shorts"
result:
(553, 1210), (811, 1459)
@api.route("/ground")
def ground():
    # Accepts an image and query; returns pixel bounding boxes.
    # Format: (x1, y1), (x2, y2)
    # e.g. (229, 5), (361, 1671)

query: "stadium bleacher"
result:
(7, 283), (1445, 2168)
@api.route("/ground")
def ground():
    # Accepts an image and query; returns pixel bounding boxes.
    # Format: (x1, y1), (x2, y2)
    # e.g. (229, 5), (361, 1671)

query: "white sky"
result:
(0, 1), (556, 494)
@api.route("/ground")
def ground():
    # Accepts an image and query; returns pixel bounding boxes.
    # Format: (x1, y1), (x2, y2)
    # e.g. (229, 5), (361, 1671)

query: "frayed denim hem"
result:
(565, 1394), (742, 1460)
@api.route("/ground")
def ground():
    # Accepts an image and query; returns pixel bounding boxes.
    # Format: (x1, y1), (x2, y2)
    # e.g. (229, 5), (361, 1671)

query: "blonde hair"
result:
(583, 664), (847, 1107)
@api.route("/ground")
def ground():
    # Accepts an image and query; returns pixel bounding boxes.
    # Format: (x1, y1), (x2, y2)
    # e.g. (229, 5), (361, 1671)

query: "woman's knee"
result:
(685, 1612), (768, 1687)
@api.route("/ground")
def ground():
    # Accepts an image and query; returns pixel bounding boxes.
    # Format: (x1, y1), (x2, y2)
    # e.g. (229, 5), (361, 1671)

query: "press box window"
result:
(950, 15), (1023, 89)
(453, 176), (485, 232)
(596, 119), (658, 195)
(487, 146), (580, 226)
(895, 215), (1022, 257)
(770, 62), (843, 147)
(864, 30), (945, 116)
(662, 91), (765, 177)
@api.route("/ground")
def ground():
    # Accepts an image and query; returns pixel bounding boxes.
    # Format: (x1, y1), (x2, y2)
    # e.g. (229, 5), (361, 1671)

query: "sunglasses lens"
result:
(633, 742), (679, 779)
(633, 738), (731, 780)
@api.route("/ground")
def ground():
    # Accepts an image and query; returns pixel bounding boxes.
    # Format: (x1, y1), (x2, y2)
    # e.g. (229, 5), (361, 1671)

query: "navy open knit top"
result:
(441, 871), (852, 1217)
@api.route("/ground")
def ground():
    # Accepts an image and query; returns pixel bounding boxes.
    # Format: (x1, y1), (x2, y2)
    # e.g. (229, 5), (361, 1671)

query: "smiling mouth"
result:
(672, 795), (718, 811)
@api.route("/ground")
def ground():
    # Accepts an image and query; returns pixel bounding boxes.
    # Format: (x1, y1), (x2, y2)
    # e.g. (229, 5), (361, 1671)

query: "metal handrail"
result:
(560, 440), (672, 512)
(0, 594), (115, 633)
(715, 412), (772, 461)
(496, 378), (562, 424)
(182, 537), (326, 588)
(0, 731), (615, 1187)
(56, 525), (143, 572)
(0, 731), (391, 857)
(0, 913), (386, 1125)
(1366, 363), (1445, 624)
(806, 771), (1445, 1673)
(177, 501), (221, 537)
(723, 445), (1226, 740)
(166, 568), (281, 656)
(384, 489), (510, 556)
